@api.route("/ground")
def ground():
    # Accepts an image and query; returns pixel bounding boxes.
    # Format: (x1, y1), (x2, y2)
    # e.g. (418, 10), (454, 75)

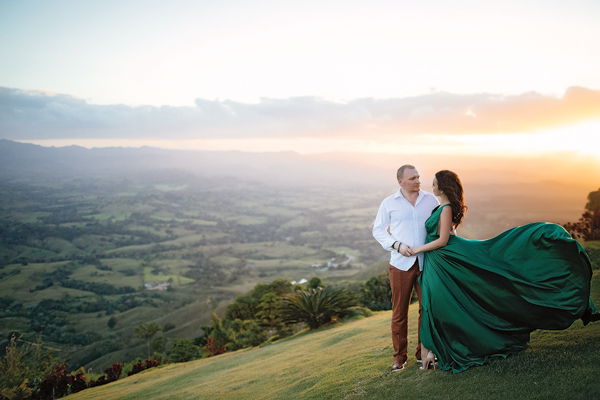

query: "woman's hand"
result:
(407, 245), (420, 255)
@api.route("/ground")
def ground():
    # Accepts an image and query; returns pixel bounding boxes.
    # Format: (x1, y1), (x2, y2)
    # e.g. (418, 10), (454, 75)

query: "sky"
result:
(1, 0), (600, 158)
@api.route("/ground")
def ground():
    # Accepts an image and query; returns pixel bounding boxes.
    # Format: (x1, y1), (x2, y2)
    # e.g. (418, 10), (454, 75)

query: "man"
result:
(372, 165), (439, 372)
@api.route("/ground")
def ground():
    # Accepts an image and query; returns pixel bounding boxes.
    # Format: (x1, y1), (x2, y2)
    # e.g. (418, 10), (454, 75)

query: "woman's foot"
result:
(419, 351), (436, 370)
(581, 308), (600, 326)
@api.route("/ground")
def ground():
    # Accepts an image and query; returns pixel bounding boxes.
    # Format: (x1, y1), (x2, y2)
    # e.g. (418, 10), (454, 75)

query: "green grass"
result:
(584, 241), (600, 271)
(210, 256), (245, 267)
(143, 267), (194, 286)
(103, 233), (228, 256)
(154, 184), (188, 191)
(0, 317), (30, 332)
(67, 272), (600, 400)
(4, 211), (50, 223)
(71, 265), (142, 288)
(225, 215), (268, 225)
(86, 211), (132, 221)
(102, 258), (141, 271)
(239, 242), (319, 259)
(279, 216), (312, 229)
(0, 262), (75, 301)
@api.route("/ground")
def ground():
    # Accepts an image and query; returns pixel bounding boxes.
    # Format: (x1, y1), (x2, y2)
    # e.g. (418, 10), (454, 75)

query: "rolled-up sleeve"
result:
(372, 199), (396, 251)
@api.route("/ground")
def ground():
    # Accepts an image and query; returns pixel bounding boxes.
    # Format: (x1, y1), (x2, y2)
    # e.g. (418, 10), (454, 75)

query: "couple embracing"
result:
(373, 165), (599, 373)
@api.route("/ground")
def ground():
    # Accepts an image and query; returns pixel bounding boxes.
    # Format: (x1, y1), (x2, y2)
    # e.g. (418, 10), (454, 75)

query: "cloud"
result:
(1, 86), (600, 140)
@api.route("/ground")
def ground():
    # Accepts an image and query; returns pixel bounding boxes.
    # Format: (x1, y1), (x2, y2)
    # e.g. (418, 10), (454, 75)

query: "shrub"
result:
(37, 365), (70, 400)
(359, 272), (392, 311)
(105, 363), (122, 382)
(226, 319), (267, 351)
(127, 359), (159, 376)
(342, 306), (374, 321)
(69, 372), (87, 394)
(89, 363), (122, 388)
(169, 339), (200, 363)
(307, 276), (325, 289)
(128, 361), (146, 376)
(204, 337), (227, 357)
(280, 287), (357, 330)
(225, 279), (294, 321)
(565, 210), (600, 241)
(201, 313), (230, 357)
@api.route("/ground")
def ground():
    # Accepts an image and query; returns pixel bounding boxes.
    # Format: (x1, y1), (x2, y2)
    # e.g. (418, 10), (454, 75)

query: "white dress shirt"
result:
(372, 189), (439, 271)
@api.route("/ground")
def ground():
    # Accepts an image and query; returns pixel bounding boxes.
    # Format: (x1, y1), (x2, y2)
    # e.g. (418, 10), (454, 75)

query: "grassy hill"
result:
(67, 269), (600, 400)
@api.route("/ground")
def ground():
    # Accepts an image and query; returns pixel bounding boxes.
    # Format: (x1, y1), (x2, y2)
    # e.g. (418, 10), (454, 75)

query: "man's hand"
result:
(399, 243), (414, 257)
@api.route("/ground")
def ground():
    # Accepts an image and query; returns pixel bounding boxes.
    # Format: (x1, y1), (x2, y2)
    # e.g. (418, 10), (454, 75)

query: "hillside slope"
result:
(68, 271), (600, 400)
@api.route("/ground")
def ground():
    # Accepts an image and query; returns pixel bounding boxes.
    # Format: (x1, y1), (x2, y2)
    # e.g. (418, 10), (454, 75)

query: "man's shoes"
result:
(392, 360), (407, 372)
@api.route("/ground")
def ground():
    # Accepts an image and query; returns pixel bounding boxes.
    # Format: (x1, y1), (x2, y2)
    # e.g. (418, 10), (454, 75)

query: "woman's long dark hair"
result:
(435, 170), (467, 228)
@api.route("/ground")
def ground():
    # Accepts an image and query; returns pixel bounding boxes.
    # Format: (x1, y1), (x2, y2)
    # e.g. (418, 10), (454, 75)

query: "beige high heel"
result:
(419, 351), (436, 370)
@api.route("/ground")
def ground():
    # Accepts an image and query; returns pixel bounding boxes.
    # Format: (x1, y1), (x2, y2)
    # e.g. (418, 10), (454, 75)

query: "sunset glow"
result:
(18, 122), (600, 159)
(1, 1), (600, 163)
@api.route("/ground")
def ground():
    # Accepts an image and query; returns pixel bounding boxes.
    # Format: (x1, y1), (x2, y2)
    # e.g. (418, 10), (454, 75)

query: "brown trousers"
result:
(389, 260), (422, 363)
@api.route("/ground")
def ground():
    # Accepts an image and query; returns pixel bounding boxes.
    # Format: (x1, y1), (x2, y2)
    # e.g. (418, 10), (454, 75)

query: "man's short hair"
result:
(397, 165), (416, 180)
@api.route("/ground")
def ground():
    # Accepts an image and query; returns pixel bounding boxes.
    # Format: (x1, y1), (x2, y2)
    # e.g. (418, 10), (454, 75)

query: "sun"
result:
(450, 120), (600, 160)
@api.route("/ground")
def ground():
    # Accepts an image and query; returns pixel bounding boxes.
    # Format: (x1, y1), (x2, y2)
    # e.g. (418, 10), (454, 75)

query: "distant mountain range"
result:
(0, 139), (384, 187)
(2, 137), (599, 194)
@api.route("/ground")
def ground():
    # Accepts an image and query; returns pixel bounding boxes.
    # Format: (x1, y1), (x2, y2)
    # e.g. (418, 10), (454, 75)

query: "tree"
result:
(151, 336), (166, 354)
(169, 339), (200, 363)
(226, 319), (267, 351)
(225, 294), (256, 321)
(265, 279), (294, 297)
(204, 313), (229, 357)
(107, 316), (117, 329)
(307, 277), (325, 290)
(254, 292), (282, 331)
(565, 211), (600, 241)
(0, 336), (31, 400)
(134, 322), (162, 358)
(359, 271), (392, 311)
(280, 287), (357, 330)
(565, 188), (600, 241)
(225, 279), (294, 321)
(585, 188), (600, 213)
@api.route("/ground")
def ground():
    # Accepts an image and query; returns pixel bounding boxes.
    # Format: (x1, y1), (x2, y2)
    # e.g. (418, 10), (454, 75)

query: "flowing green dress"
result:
(419, 204), (599, 373)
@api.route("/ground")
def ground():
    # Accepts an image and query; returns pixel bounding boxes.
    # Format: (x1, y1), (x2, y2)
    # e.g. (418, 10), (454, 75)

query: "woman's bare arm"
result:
(409, 206), (452, 254)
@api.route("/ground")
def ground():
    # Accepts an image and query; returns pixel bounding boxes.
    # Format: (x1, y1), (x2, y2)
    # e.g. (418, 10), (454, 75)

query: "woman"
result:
(407, 170), (599, 373)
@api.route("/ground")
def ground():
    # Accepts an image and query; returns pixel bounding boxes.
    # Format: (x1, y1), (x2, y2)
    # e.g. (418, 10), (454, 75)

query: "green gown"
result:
(419, 204), (599, 373)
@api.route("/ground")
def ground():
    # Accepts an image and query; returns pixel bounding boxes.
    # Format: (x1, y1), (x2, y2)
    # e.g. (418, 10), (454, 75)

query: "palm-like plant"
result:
(280, 286), (356, 330)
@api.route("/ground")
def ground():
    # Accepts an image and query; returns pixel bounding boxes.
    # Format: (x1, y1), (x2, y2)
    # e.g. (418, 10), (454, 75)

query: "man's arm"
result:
(372, 199), (397, 251)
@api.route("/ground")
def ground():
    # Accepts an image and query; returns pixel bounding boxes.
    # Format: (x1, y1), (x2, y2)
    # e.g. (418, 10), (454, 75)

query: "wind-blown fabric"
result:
(420, 204), (598, 373)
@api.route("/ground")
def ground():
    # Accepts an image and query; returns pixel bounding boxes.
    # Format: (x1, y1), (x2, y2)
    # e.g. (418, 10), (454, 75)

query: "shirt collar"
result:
(394, 189), (424, 202)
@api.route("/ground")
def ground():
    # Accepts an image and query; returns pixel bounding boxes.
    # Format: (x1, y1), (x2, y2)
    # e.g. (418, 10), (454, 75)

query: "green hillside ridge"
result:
(67, 269), (600, 400)
(0, 174), (384, 370)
